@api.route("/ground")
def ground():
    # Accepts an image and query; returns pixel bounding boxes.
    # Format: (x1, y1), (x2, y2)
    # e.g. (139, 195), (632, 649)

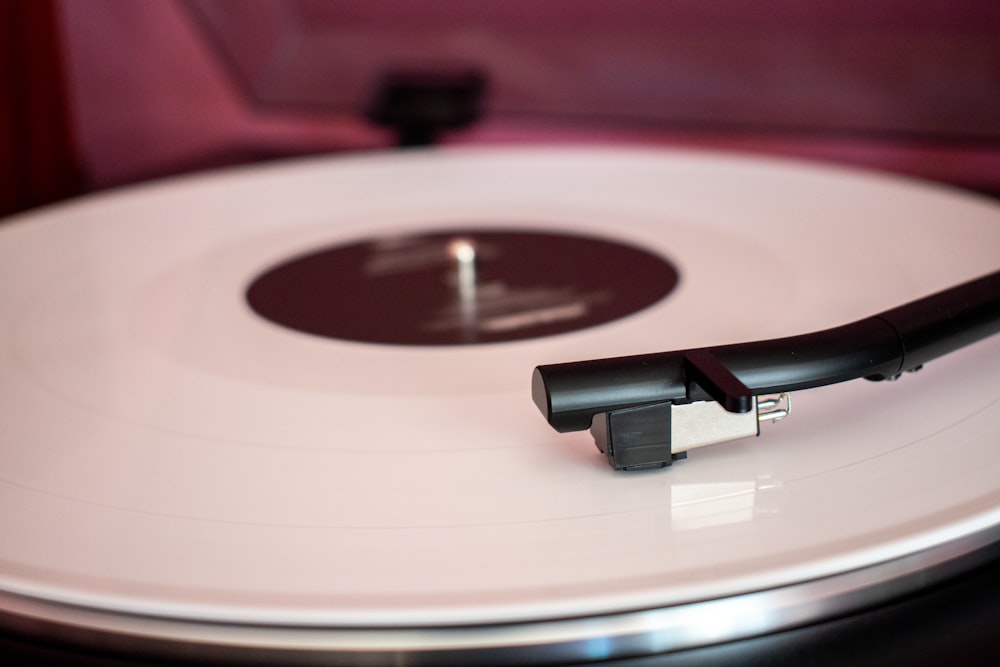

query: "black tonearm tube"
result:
(532, 269), (1000, 470)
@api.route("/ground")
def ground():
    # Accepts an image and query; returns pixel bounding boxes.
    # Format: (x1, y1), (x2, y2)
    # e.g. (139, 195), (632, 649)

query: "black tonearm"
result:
(532, 269), (1000, 470)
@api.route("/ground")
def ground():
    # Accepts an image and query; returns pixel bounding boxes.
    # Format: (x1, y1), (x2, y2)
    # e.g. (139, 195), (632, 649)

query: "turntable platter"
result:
(1, 148), (999, 661)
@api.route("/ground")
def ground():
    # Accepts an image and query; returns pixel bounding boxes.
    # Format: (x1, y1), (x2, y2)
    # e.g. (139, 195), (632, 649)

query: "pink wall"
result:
(57, 0), (385, 188)
(56, 0), (1000, 194)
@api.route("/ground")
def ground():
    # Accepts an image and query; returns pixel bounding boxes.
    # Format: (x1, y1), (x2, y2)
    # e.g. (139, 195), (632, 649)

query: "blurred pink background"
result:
(4, 0), (1000, 214)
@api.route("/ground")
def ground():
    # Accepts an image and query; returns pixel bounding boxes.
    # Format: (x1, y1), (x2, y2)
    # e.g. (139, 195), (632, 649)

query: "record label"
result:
(246, 229), (679, 345)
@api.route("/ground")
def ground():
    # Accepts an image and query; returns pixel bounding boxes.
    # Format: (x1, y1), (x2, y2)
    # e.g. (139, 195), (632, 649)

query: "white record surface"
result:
(1, 147), (1000, 641)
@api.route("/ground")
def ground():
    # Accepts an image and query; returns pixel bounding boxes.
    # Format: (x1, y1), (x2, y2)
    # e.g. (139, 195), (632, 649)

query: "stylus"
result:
(532, 268), (1000, 470)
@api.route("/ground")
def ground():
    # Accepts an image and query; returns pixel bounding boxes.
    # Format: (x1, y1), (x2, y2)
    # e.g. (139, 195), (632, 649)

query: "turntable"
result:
(4, 3), (1000, 666)
(1, 144), (1000, 665)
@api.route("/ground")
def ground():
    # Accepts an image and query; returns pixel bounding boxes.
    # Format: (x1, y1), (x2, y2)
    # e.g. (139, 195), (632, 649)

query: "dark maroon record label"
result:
(246, 229), (679, 345)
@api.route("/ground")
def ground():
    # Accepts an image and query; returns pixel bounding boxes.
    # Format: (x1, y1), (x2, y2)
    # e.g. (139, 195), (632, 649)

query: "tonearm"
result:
(532, 269), (1000, 470)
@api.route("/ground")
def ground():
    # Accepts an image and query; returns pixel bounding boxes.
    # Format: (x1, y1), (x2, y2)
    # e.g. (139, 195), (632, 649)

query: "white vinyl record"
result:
(1, 147), (999, 661)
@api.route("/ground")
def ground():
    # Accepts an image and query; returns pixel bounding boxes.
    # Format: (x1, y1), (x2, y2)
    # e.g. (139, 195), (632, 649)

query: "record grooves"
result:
(2, 147), (1000, 664)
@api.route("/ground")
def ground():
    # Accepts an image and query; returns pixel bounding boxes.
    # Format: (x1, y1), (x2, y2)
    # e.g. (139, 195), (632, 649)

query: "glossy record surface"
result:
(0, 148), (999, 642)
